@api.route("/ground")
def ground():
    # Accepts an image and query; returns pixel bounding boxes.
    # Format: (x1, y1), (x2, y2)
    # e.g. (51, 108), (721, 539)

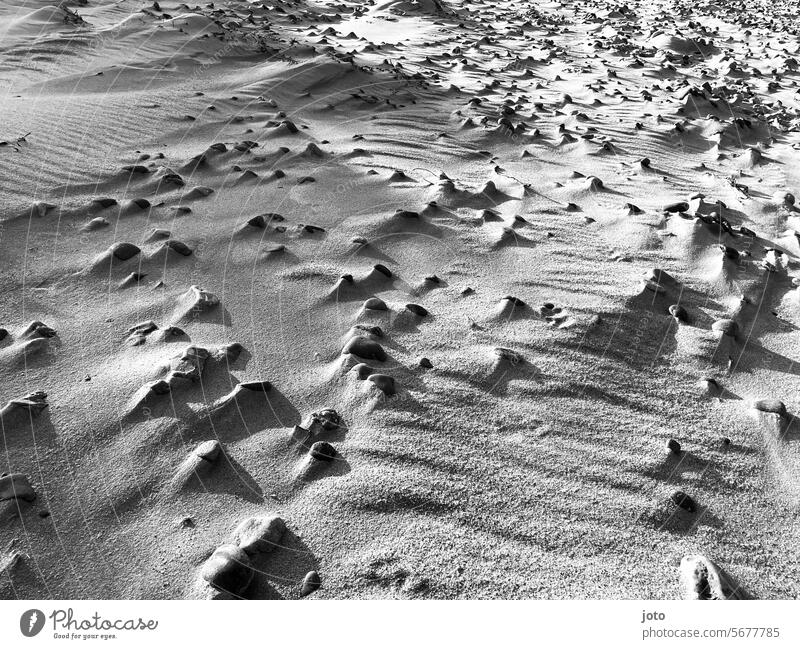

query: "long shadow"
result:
(657, 503), (724, 536)
(186, 385), (302, 444)
(733, 342), (800, 378)
(575, 309), (679, 370)
(0, 405), (59, 455)
(188, 450), (264, 503)
(643, 451), (733, 490)
(211, 529), (320, 600)
(296, 453), (352, 484)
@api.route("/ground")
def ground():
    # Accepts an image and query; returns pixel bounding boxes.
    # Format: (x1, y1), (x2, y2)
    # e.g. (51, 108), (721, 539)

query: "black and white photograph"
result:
(0, 0), (798, 644)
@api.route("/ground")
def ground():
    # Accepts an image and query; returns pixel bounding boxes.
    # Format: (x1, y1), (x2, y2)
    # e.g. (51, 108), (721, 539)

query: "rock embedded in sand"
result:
(671, 490), (697, 513)
(752, 399), (786, 416)
(697, 376), (720, 396)
(165, 240), (193, 256)
(680, 555), (747, 600)
(666, 439), (681, 454)
(773, 190), (795, 207)
(364, 297), (387, 311)
(110, 242), (141, 261)
(233, 515), (286, 555)
(642, 278), (666, 294)
(711, 319), (738, 338)
(0, 391), (48, 421)
(343, 336), (387, 362)
(122, 164), (149, 174)
(119, 272), (146, 289)
(300, 570), (321, 597)
(494, 347), (524, 365)
(406, 303), (429, 317)
(669, 305), (688, 322)
(171, 440), (221, 489)
(0, 474), (36, 503)
(352, 363), (374, 379)
(372, 264), (392, 278)
(83, 216), (109, 231)
(719, 245), (740, 262)
(368, 373), (397, 396)
(148, 379), (171, 395)
(238, 380), (272, 392)
(128, 321), (156, 337)
(201, 545), (253, 595)
(176, 285), (219, 320)
(309, 441), (337, 461)
(20, 321), (56, 339)
(301, 409), (344, 438)
(664, 201), (690, 213)
(92, 197), (117, 209)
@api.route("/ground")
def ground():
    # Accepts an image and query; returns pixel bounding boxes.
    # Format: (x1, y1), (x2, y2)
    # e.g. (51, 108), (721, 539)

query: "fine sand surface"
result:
(1, 0), (800, 599)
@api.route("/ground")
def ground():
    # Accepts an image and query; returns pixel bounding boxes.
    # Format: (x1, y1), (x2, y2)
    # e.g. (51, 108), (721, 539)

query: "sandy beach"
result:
(1, 0), (799, 599)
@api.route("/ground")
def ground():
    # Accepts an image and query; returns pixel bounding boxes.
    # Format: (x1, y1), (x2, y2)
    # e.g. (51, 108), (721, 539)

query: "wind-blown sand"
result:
(1, 0), (799, 599)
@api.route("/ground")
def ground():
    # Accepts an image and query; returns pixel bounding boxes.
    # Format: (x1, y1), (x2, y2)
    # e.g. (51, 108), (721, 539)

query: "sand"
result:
(1, 0), (799, 599)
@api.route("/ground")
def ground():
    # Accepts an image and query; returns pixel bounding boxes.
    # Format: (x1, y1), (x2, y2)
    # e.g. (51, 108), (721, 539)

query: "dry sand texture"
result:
(1, 0), (800, 599)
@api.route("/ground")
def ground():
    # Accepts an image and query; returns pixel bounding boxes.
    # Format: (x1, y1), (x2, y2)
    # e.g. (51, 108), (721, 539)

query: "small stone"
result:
(664, 201), (690, 213)
(343, 336), (387, 361)
(671, 490), (697, 513)
(666, 439), (681, 454)
(669, 304), (688, 322)
(300, 570), (321, 597)
(233, 516), (286, 555)
(0, 474), (36, 503)
(309, 441), (337, 462)
(302, 409), (343, 436)
(419, 357), (433, 368)
(201, 545), (253, 595)
(368, 373), (396, 396)
(110, 242), (141, 261)
(642, 278), (665, 294)
(752, 399), (786, 416)
(352, 363), (374, 379)
(364, 297), (388, 311)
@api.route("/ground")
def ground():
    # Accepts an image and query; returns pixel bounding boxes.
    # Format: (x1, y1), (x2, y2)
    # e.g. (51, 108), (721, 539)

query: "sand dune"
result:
(1, 0), (800, 599)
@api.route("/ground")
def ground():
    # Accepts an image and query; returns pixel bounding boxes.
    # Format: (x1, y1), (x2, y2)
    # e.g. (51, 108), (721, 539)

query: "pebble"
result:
(201, 545), (254, 595)
(669, 304), (688, 322)
(343, 336), (387, 361)
(0, 474), (36, 503)
(752, 399), (787, 416)
(233, 516), (286, 555)
(300, 570), (321, 597)
(368, 373), (397, 396)
(309, 441), (337, 461)
(671, 490), (697, 513)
